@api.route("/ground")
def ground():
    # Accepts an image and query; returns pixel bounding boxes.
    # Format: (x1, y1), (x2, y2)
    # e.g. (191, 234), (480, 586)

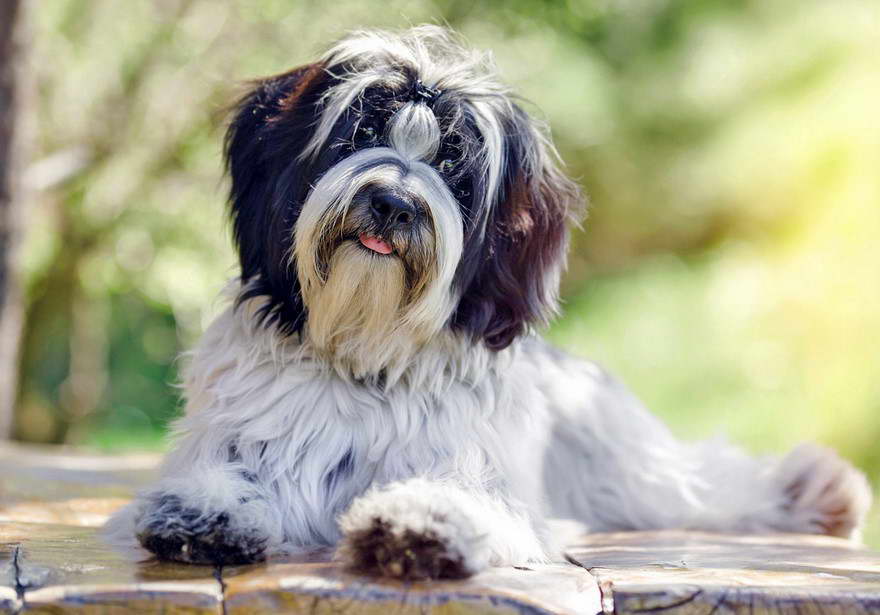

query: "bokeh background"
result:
(10, 1), (879, 543)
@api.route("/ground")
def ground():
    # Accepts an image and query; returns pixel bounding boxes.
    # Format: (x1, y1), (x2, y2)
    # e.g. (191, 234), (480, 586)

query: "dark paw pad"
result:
(343, 518), (469, 581)
(136, 495), (267, 565)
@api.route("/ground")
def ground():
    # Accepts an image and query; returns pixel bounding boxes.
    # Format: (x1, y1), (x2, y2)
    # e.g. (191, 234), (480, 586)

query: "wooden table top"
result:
(1, 441), (878, 614)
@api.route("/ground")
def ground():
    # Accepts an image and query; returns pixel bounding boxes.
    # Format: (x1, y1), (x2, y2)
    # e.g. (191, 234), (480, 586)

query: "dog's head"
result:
(226, 26), (581, 378)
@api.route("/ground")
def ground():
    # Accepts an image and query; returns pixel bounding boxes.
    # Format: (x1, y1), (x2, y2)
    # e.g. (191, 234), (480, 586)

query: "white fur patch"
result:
(387, 102), (441, 162)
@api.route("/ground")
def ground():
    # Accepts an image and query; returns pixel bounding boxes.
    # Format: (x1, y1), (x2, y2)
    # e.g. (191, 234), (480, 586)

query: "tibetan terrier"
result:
(111, 26), (872, 580)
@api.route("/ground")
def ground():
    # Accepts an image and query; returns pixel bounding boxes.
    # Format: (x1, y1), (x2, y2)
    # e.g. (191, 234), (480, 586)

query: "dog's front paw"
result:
(135, 494), (268, 565)
(340, 517), (470, 580)
(775, 444), (872, 540)
(338, 480), (491, 581)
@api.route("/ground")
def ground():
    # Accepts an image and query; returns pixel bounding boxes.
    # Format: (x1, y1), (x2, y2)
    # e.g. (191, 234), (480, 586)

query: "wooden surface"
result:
(1, 442), (879, 614)
(567, 531), (880, 614)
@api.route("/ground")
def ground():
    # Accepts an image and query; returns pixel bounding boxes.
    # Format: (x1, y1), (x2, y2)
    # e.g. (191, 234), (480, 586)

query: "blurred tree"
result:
(0, 0), (27, 439)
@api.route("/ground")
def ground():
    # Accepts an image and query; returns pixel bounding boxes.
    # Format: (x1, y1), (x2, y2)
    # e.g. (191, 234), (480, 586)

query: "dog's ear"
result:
(453, 105), (582, 350)
(224, 64), (327, 333)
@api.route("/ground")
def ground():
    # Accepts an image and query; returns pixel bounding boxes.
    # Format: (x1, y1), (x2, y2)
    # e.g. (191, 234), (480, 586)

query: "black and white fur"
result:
(110, 26), (872, 579)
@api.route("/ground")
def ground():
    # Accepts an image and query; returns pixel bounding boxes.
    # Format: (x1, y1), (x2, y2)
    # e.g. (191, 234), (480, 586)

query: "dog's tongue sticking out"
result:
(359, 234), (393, 255)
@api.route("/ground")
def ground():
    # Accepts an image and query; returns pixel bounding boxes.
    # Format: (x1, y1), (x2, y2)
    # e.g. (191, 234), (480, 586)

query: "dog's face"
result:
(225, 26), (580, 378)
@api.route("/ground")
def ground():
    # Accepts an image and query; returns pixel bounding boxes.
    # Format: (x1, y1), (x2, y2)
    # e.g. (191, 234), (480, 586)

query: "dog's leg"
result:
(337, 478), (547, 580)
(540, 355), (872, 540)
(126, 461), (284, 565)
(621, 438), (873, 540)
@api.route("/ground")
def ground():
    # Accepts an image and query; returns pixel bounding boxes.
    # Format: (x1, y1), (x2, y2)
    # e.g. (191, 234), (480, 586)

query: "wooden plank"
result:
(0, 442), (159, 527)
(2, 445), (879, 614)
(0, 498), (130, 528)
(0, 520), (602, 615)
(0, 442), (159, 500)
(0, 442), (212, 613)
(0, 542), (22, 614)
(0, 444), (603, 613)
(222, 558), (601, 615)
(0, 521), (223, 614)
(565, 530), (880, 614)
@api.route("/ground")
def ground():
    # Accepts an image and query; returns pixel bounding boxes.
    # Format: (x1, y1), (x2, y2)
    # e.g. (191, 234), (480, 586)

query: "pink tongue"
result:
(359, 234), (393, 255)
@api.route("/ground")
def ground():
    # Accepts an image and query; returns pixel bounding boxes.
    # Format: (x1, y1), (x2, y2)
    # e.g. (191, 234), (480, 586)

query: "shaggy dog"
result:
(111, 26), (871, 580)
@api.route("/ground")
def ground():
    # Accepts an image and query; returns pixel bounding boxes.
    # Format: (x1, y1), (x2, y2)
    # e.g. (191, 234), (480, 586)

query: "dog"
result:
(110, 25), (872, 580)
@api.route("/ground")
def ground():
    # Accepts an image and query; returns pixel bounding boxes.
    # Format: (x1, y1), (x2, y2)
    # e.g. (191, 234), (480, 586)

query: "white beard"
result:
(304, 241), (412, 379)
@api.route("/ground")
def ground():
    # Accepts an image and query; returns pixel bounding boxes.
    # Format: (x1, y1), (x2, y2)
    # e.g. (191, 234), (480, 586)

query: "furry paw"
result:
(775, 443), (872, 540)
(337, 480), (495, 580)
(135, 494), (268, 565)
(340, 517), (470, 580)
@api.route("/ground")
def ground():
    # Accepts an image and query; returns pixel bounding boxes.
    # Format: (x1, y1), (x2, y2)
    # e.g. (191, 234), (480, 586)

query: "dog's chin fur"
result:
(305, 242), (410, 377)
(110, 25), (873, 577)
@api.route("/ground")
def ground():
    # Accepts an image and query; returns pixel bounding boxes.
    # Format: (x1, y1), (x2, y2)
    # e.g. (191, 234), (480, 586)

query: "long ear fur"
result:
(224, 63), (328, 334)
(453, 105), (582, 350)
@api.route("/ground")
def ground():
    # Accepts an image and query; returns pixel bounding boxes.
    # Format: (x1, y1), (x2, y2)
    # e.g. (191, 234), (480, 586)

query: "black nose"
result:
(370, 192), (416, 228)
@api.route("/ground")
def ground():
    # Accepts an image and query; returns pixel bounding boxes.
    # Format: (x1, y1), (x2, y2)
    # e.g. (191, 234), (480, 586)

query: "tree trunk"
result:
(0, 0), (27, 439)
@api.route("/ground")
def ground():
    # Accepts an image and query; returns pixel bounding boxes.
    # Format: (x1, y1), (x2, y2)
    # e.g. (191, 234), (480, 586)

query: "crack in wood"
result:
(10, 545), (25, 614)
(596, 579), (615, 615)
(628, 589), (703, 613)
(565, 553), (611, 615)
(705, 587), (728, 615)
(214, 564), (228, 615)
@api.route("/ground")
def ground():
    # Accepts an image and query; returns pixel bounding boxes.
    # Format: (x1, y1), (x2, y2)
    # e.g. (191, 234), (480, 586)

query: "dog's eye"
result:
(438, 159), (457, 174)
(357, 125), (377, 143)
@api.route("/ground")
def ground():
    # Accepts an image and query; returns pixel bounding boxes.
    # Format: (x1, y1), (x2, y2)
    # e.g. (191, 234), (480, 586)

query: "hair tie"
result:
(411, 80), (442, 106)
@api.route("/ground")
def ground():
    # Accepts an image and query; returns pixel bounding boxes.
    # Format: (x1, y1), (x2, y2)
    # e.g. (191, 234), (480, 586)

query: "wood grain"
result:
(222, 559), (599, 614)
(566, 530), (880, 614)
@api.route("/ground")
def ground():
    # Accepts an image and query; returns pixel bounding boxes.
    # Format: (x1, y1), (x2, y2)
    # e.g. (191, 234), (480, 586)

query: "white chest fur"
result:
(166, 303), (540, 546)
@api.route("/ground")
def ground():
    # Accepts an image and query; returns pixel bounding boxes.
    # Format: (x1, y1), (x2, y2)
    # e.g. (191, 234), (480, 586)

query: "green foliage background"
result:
(17, 0), (880, 543)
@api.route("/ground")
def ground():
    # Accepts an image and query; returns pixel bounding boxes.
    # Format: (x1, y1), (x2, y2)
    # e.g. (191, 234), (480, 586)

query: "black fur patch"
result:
(136, 494), (267, 565)
(323, 449), (354, 494)
(343, 517), (470, 581)
(225, 63), (334, 335)
(450, 104), (578, 350)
